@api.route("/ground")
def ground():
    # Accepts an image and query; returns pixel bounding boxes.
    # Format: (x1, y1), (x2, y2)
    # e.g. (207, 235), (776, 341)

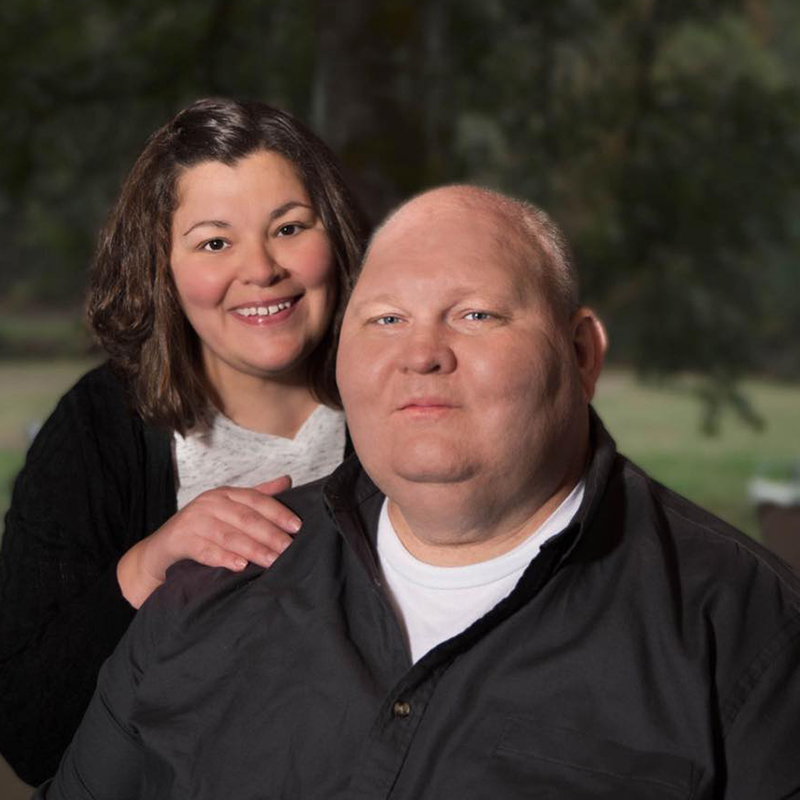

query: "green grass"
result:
(1, 360), (799, 541)
(593, 369), (800, 538)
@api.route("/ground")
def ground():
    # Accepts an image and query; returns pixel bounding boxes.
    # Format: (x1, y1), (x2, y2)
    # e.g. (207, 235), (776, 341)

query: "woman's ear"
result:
(570, 307), (608, 403)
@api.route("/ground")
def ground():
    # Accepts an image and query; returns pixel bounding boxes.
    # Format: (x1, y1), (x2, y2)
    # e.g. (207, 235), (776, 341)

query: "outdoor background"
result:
(1, 0), (799, 794)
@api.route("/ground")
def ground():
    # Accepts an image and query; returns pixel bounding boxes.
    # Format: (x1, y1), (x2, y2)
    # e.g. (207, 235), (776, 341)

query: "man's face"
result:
(337, 195), (593, 523)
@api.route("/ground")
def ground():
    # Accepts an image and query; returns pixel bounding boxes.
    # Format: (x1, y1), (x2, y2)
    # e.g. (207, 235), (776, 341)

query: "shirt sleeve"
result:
(0, 369), (143, 785)
(722, 613), (800, 798)
(34, 578), (170, 800)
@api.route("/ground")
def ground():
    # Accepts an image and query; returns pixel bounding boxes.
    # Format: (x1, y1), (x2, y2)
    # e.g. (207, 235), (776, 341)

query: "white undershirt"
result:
(377, 479), (585, 663)
(173, 404), (346, 509)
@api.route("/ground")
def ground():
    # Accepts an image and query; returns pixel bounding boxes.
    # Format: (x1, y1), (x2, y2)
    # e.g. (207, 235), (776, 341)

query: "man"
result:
(39, 187), (800, 799)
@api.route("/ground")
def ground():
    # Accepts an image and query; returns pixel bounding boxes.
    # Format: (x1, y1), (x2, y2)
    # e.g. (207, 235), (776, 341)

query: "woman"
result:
(0, 98), (369, 785)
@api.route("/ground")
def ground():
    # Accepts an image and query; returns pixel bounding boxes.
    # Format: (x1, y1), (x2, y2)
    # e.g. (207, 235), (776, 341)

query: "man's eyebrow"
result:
(181, 201), (313, 237)
(349, 293), (399, 313)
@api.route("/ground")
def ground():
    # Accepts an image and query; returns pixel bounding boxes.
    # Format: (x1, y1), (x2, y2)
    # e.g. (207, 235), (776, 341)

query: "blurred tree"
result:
(438, 0), (800, 427)
(0, 0), (798, 429)
(308, 0), (456, 211)
(0, 0), (319, 305)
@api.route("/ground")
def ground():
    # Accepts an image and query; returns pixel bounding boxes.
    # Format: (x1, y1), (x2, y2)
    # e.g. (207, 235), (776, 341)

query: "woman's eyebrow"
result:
(182, 219), (230, 236)
(182, 201), (313, 237)
(270, 200), (313, 220)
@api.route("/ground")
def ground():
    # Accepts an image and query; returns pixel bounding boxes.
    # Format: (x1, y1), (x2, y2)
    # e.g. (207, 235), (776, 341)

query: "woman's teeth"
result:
(236, 300), (294, 317)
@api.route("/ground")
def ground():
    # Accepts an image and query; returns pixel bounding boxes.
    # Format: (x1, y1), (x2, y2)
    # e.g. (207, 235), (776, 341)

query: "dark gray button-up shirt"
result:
(38, 414), (800, 799)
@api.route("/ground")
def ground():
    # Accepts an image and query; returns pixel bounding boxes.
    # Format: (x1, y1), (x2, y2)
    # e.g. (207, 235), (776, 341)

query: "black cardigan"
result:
(0, 364), (177, 784)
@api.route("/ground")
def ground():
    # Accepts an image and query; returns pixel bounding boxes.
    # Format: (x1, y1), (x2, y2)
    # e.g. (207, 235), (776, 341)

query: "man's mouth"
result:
(397, 397), (457, 413)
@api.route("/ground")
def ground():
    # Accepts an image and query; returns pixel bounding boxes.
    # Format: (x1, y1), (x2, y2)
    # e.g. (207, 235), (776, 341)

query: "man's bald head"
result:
(360, 185), (580, 321)
(337, 182), (607, 564)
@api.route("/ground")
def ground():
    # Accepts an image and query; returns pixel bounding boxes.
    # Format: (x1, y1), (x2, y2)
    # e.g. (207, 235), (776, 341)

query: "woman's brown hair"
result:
(87, 97), (370, 434)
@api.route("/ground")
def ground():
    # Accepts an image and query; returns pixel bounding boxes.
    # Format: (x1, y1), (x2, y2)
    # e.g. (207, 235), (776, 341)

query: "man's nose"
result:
(400, 325), (457, 375)
(239, 240), (285, 286)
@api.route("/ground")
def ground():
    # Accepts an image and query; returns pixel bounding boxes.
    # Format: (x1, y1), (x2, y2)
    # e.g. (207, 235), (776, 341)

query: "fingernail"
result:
(234, 557), (247, 569)
(287, 517), (302, 533)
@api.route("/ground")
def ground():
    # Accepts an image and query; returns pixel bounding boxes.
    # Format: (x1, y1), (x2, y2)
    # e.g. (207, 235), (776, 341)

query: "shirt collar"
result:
(323, 406), (619, 573)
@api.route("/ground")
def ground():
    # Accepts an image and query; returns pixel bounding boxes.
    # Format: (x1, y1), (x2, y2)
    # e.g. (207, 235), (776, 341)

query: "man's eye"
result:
(201, 238), (229, 252)
(375, 315), (402, 325)
(464, 311), (494, 321)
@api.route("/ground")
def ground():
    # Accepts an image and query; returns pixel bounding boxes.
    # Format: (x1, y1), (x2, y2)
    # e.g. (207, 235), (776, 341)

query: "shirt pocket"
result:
(492, 718), (700, 799)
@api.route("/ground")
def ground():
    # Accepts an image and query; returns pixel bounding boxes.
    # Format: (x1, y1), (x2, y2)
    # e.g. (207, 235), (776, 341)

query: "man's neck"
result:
(387, 463), (584, 567)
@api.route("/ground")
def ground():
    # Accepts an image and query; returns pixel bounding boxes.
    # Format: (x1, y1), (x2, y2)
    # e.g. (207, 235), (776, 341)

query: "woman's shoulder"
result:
(68, 361), (129, 403)
(30, 362), (156, 460)
(52, 361), (143, 428)
(16, 362), (173, 502)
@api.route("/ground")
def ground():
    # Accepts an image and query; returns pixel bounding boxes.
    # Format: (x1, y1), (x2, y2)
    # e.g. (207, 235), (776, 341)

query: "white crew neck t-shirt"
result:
(377, 479), (585, 663)
(173, 404), (346, 509)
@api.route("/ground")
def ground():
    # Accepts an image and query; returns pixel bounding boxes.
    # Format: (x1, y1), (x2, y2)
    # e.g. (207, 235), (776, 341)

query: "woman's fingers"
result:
(253, 475), (292, 495)
(201, 498), (293, 564)
(174, 487), (302, 568)
(205, 514), (287, 568)
(119, 483), (305, 607)
(222, 486), (302, 534)
(191, 521), (279, 571)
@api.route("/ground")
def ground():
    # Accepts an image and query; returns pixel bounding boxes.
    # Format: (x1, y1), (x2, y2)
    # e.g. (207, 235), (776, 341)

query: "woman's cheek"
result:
(173, 263), (229, 309)
(296, 233), (335, 288)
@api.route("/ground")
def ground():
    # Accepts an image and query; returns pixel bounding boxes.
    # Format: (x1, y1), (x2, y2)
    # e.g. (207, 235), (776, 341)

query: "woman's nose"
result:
(239, 241), (286, 286)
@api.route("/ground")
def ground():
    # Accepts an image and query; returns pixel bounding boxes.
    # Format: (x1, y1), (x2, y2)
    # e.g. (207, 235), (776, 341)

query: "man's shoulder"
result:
(614, 453), (800, 598)
(276, 474), (333, 521)
(157, 559), (265, 617)
(158, 478), (338, 611)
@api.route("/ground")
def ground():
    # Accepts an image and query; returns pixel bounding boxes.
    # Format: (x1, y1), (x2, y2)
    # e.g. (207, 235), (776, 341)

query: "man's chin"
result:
(393, 463), (477, 485)
(357, 438), (480, 491)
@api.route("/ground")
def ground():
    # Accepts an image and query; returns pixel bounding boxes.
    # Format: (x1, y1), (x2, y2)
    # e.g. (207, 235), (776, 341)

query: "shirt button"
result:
(393, 700), (411, 718)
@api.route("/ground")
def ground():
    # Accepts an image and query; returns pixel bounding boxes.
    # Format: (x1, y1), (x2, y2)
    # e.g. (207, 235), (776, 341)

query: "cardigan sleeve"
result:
(0, 365), (174, 786)
(29, 634), (146, 800)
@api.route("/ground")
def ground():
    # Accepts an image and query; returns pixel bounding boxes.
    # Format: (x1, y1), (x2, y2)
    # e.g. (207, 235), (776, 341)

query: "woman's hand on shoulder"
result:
(117, 475), (300, 608)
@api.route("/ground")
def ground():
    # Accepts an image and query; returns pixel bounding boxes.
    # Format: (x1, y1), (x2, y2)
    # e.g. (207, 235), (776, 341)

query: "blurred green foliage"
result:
(1, 0), (799, 426)
(0, 312), (93, 358)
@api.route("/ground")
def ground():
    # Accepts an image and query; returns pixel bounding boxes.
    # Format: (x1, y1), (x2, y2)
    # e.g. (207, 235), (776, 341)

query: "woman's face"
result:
(170, 150), (336, 391)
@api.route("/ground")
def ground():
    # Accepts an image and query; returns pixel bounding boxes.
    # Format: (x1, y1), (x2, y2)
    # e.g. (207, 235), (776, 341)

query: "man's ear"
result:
(570, 307), (607, 403)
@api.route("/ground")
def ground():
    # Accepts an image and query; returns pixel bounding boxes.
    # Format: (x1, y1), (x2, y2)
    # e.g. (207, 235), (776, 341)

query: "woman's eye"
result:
(464, 311), (494, 321)
(201, 238), (229, 252)
(276, 223), (301, 237)
(375, 315), (402, 326)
